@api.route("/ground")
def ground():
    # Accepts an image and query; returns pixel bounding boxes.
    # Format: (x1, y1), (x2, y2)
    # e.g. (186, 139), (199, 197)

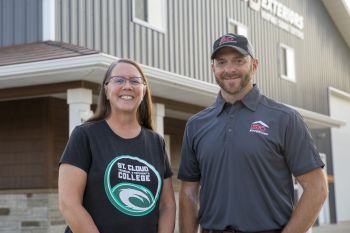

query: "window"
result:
(135, 0), (147, 21)
(228, 19), (248, 37)
(133, 0), (166, 32)
(280, 44), (296, 82)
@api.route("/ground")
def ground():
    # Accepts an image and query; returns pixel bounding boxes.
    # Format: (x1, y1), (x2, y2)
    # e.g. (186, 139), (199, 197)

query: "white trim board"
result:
(0, 53), (345, 128)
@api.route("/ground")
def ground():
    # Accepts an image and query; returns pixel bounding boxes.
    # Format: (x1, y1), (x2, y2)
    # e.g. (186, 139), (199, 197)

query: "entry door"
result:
(329, 88), (350, 221)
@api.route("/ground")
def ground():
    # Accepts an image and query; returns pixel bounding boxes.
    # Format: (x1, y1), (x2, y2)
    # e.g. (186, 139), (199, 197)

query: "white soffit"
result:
(286, 104), (345, 129)
(142, 64), (219, 107)
(0, 53), (219, 107)
(0, 53), (344, 128)
(329, 86), (350, 100)
(322, 0), (350, 48)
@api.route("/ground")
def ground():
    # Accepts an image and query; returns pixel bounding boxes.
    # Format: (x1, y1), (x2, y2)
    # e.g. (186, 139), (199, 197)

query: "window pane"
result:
(229, 24), (238, 34)
(287, 48), (295, 81)
(228, 20), (248, 37)
(281, 47), (288, 76)
(133, 0), (164, 31)
(135, 0), (148, 21)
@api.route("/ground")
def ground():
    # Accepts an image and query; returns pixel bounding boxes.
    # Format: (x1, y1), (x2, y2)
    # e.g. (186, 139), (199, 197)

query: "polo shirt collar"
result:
(241, 85), (261, 112)
(214, 85), (261, 116)
(214, 92), (227, 116)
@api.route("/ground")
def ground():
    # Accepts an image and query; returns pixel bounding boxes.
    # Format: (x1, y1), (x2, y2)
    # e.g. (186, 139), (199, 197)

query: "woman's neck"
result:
(106, 113), (141, 139)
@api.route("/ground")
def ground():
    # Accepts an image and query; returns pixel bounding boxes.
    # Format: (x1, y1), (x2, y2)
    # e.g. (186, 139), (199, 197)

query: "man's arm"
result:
(282, 168), (328, 233)
(179, 181), (200, 233)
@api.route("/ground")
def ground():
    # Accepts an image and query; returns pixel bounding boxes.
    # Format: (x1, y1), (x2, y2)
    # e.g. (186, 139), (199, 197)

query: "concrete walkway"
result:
(312, 221), (350, 233)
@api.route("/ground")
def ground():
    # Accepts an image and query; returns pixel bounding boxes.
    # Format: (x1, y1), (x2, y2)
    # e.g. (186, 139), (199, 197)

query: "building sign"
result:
(242, 0), (304, 39)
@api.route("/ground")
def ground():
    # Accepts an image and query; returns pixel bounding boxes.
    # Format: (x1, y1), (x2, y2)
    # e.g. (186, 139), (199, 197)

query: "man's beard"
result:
(215, 67), (253, 96)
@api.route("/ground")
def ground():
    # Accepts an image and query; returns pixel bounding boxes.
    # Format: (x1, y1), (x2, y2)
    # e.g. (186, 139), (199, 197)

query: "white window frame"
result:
(280, 43), (296, 82)
(42, 0), (56, 40)
(132, 0), (166, 33)
(228, 19), (248, 37)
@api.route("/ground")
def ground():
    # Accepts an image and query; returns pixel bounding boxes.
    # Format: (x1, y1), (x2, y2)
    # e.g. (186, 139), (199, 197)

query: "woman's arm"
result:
(157, 177), (176, 233)
(58, 163), (100, 233)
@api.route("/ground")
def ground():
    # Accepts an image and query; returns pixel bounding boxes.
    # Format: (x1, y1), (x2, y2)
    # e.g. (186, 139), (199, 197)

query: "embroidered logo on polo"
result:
(104, 155), (161, 216)
(249, 121), (269, 135)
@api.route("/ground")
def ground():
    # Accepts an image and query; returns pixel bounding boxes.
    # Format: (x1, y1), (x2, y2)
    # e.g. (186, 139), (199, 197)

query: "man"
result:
(178, 33), (328, 233)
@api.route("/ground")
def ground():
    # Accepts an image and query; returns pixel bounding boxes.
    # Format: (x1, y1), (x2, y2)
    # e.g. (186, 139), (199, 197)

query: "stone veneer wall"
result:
(0, 190), (66, 233)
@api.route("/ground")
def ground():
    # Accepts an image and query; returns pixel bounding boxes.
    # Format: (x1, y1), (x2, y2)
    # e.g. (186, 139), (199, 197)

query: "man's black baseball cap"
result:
(211, 33), (255, 59)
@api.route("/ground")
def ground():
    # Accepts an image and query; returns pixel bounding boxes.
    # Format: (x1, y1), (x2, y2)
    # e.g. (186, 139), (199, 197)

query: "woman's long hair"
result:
(87, 59), (154, 130)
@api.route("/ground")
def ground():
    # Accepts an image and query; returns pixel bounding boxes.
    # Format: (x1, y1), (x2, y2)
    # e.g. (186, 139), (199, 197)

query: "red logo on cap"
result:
(219, 35), (236, 45)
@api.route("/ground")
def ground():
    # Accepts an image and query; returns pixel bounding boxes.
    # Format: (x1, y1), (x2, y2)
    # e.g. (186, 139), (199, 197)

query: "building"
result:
(0, 0), (349, 232)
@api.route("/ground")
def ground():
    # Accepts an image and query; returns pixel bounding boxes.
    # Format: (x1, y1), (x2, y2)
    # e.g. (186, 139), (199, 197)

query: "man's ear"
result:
(251, 58), (259, 75)
(211, 61), (215, 72)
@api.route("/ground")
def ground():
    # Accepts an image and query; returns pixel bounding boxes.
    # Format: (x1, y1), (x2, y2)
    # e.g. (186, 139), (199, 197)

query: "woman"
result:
(58, 59), (176, 233)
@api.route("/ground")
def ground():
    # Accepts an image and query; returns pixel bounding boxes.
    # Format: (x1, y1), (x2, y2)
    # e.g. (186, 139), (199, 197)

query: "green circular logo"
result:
(112, 183), (154, 215)
(104, 155), (161, 216)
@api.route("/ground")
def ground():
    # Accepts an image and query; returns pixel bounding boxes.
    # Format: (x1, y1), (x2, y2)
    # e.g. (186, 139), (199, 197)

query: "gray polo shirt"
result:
(178, 85), (324, 232)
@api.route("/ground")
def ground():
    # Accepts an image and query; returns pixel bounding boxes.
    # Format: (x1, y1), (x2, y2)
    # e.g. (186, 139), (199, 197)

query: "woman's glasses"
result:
(105, 76), (145, 86)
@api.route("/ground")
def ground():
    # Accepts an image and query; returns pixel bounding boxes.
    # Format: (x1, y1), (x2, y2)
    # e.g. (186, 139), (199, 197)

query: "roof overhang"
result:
(0, 52), (345, 129)
(0, 53), (218, 106)
(286, 105), (345, 129)
(322, 0), (350, 48)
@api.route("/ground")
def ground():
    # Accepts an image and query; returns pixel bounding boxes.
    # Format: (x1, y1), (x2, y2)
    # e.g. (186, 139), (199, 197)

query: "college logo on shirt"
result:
(249, 121), (269, 135)
(104, 155), (161, 216)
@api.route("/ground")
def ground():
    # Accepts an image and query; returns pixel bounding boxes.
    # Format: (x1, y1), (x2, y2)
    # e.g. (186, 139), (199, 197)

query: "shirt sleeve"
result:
(177, 121), (201, 181)
(284, 110), (324, 177)
(59, 125), (92, 173)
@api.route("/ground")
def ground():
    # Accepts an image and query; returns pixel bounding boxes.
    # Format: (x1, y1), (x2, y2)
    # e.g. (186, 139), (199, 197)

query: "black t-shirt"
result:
(60, 120), (172, 233)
